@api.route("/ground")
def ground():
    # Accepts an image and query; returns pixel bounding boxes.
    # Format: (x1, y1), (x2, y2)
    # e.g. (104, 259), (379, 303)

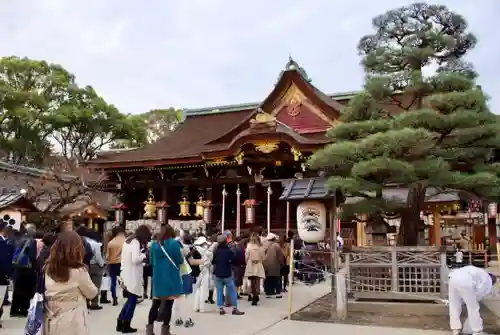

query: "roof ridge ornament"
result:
(278, 56), (312, 83)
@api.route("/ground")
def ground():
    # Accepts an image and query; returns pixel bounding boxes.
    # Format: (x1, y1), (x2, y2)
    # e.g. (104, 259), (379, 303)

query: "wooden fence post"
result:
(439, 247), (448, 300)
(391, 247), (398, 292)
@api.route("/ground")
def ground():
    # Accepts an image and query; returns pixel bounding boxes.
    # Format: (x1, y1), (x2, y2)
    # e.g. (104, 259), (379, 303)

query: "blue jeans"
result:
(108, 263), (121, 299)
(215, 277), (237, 308)
(119, 295), (137, 321)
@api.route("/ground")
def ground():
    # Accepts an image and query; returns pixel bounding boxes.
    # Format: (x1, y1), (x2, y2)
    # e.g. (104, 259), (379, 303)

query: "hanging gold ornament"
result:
(178, 196), (191, 216)
(195, 196), (204, 217)
(143, 189), (156, 219)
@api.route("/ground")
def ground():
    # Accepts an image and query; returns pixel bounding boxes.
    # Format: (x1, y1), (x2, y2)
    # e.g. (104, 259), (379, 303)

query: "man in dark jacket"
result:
(10, 224), (37, 317)
(0, 224), (14, 326)
(212, 235), (244, 316)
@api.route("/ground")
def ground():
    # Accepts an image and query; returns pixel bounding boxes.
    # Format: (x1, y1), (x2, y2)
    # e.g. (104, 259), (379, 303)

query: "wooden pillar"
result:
(205, 186), (214, 235)
(236, 185), (241, 236)
(286, 201), (290, 236)
(432, 211), (441, 246)
(356, 215), (366, 246)
(161, 185), (168, 225)
(266, 184), (272, 234)
(221, 185), (227, 232)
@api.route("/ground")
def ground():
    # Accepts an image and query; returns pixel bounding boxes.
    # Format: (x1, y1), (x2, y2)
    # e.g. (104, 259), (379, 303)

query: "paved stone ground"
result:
(3, 276), (499, 335)
(258, 320), (451, 335)
(0, 282), (329, 335)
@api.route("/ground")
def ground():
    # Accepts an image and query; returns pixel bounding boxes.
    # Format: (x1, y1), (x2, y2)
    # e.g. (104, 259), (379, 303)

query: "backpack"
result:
(12, 240), (32, 268)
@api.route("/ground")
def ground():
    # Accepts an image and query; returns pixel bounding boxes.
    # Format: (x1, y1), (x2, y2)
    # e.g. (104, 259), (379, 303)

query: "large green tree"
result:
(111, 108), (181, 149)
(0, 57), (64, 164)
(309, 3), (500, 245)
(51, 85), (133, 161)
(0, 56), (136, 163)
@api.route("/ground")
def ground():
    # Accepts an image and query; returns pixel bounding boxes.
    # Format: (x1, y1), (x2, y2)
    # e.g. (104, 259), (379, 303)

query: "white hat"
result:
(194, 236), (208, 246)
(266, 233), (277, 241)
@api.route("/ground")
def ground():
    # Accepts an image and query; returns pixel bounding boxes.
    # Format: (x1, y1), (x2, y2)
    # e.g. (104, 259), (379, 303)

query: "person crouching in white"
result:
(448, 265), (497, 335)
(193, 237), (213, 312)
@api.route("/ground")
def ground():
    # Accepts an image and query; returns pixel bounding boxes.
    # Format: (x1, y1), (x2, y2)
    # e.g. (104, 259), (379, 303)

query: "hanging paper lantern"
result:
(202, 200), (212, 224)
(488, 203), (497, 218)
(245, 206), (255, 224)
(112, 203), (127, 224)
(243, 199), (257, 224)
(296, 201), (327, 243)
(155, 202), (168, 224)
(178, 197), (191, 216)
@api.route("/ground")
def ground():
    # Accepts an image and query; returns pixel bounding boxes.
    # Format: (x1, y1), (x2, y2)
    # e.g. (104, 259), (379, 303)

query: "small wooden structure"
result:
(0, 191), (39, 230)
(280, 178), (347, 319)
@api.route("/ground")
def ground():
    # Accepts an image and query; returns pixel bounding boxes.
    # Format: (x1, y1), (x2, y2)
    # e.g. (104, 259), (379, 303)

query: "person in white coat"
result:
(117, 225), (151, 333)
(448, 265), (497, 335)
(193, 236), (213, 312)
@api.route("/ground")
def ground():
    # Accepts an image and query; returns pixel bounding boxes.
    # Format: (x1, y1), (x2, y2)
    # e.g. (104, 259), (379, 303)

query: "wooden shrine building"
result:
(88, 58), (357, 236)
(86, 58), (499, 248)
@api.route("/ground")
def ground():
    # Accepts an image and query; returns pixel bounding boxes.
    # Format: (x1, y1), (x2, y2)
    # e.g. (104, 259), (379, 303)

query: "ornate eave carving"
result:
(249, 111), (277, 129)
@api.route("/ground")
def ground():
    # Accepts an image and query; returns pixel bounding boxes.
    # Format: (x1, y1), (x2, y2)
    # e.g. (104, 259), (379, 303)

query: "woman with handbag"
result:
(146, 224), (183, 335)
(116, 225), (151, 333)
(43, 231), (98, 335)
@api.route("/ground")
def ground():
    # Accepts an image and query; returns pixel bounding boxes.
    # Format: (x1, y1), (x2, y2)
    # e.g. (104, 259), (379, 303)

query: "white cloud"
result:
(0, 0), (498, 114)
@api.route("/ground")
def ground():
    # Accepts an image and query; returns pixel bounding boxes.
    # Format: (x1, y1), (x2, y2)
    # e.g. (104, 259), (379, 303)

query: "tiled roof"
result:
(0, 193), (24, 209)
(183, 91), (357, 117)
(344, 188), (460, 204)
(280, 178), (335, 200)
(89, 109), (255, 166)
(0, 192), (39, 211)
(89, 59), (349, 168)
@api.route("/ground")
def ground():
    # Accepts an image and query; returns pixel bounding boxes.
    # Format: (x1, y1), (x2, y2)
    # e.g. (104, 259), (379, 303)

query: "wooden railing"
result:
(445, 250), (489, 268)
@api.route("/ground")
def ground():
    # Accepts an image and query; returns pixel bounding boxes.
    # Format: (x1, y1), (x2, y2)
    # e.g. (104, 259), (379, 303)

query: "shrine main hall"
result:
(86, 58), (435, 246)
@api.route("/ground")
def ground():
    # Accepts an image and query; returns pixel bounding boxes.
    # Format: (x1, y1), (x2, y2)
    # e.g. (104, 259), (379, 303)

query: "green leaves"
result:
(0, 56), (182, 164)
(327, 120), (391, 141)
(111, 108), (182, 149)
(310, 3), (496, 245)
(351, 158), (416, 184)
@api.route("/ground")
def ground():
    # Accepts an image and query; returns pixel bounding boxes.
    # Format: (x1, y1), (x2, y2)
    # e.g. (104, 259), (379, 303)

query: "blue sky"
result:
(1, 0), (499, 114)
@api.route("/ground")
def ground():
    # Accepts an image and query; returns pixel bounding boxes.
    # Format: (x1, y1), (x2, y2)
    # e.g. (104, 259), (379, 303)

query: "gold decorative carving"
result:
(291, 147), (303, 161)
(206, 157), (228, 165)
(143, 189), (156, 219)
(234, 151), (244, 165)
(250, 112), (277, 128)
(270, 83), (337, 126)
(254, 141), (279, 154)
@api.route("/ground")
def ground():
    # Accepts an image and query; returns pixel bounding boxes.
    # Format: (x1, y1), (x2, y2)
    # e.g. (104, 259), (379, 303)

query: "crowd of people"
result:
(0, 221), (295, 335)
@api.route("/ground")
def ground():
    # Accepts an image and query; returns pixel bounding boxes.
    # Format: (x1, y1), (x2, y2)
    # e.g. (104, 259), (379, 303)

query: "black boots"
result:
(117, 320), (137, 333)
(251, 295), (259, 306)
(116, 319), (122, 332)
(205, 290), (215, 304)
(100, 291), (111, 304)
(113, 297), (119, 306)
(121, 320), (137, 333)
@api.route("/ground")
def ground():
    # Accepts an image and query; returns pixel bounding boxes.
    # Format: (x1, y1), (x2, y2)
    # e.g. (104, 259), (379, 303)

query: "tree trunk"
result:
(397, 184), (426, 246)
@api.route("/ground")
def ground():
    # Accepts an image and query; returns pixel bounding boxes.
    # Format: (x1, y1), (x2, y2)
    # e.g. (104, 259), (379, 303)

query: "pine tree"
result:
(309, 3), (500, 245)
